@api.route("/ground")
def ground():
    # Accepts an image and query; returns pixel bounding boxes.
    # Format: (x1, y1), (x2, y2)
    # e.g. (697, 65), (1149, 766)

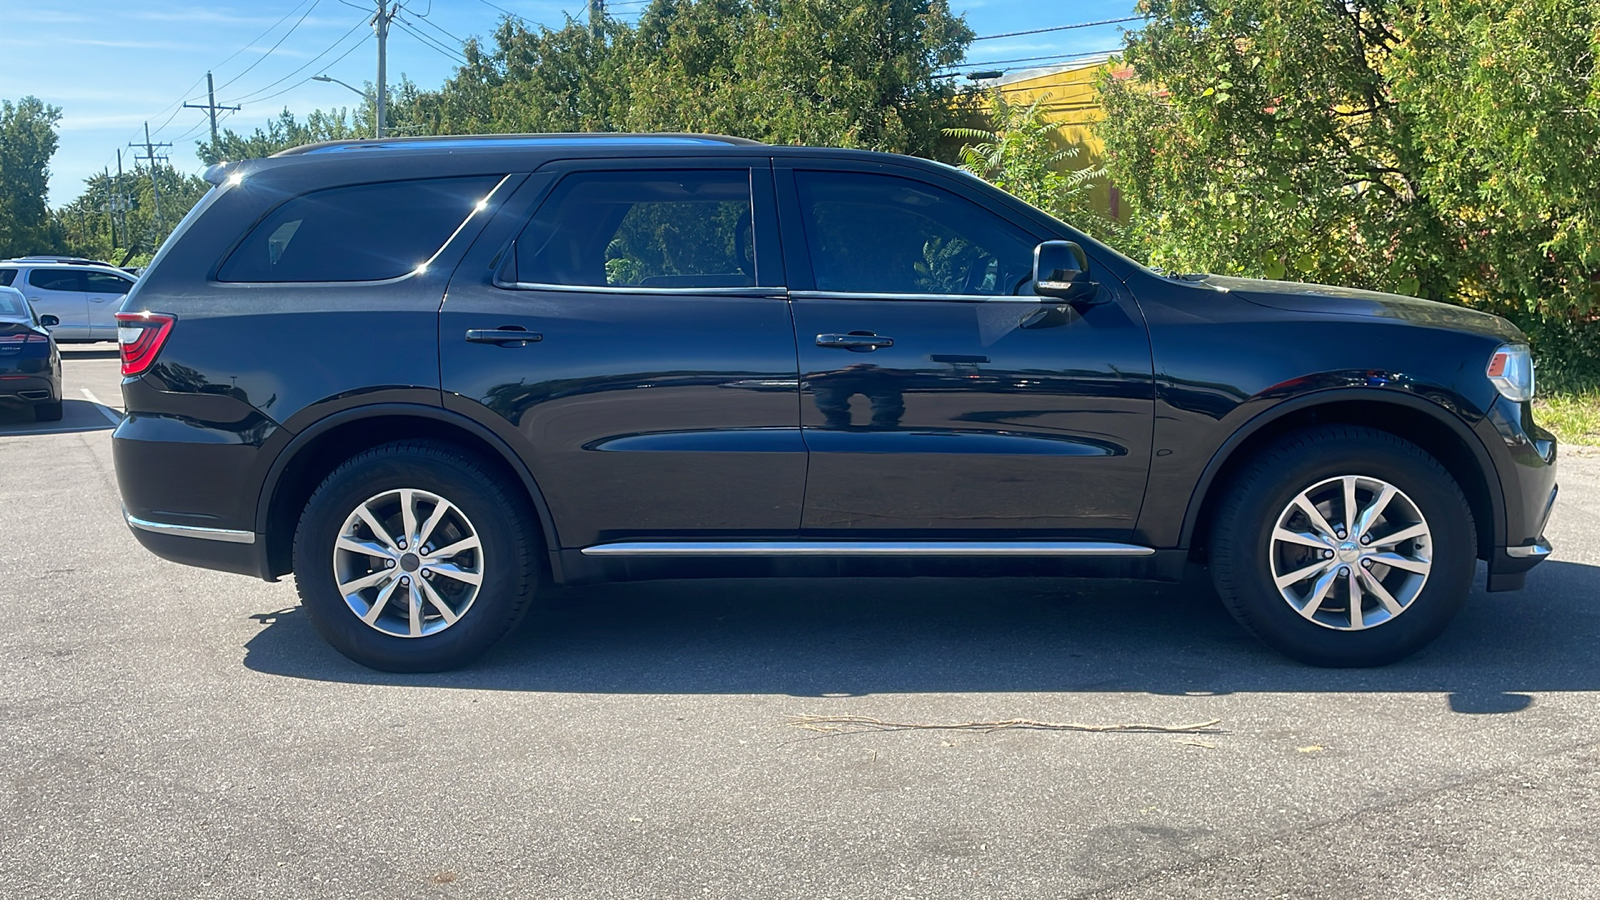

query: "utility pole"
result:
(373, 1), (398, 138)
(182, 72), (240, 160)
(588, 0), (605, 36)
(130, 122), (172, 238)
(115, 149), (126, 249)
(102, 166), (117, 249)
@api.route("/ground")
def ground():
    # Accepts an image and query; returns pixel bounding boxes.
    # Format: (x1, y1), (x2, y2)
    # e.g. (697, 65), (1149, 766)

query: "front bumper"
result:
(1483, 396), (1558, 592)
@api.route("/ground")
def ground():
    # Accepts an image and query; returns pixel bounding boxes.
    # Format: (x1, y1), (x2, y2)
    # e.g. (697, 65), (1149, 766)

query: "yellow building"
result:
(970, 52), (1130, 222)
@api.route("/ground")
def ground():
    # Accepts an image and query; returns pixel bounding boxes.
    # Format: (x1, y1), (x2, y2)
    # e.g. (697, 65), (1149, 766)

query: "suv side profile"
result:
(112, 134), (1557, 672)
(0, 258), (137, 342)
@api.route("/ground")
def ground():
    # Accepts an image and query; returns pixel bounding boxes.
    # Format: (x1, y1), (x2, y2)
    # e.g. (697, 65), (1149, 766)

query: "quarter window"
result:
(0, 269), (16, 286)
(511, 170), (756, 289)
(217, 175), (502, 283)
(793, 170), (1036, 296)
(28, 269), (82, 292)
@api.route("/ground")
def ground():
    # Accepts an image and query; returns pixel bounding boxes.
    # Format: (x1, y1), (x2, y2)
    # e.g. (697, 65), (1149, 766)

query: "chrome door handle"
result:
(816, 332), (893, 351)
(465, 327), (543, 346)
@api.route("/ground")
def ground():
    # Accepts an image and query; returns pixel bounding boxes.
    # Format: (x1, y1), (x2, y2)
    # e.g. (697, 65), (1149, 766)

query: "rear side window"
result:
(217, 175), (502, 283)
(0, 269), (16, 286)
(84, 270), (134, 295)
(28, 269), (83, 292)
(512, 170), (755, 289)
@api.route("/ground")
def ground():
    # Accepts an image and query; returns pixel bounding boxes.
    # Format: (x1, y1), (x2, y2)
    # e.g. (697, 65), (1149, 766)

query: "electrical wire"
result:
(971, 16), (1142, 41)
(406, 9), (469, 45)
(948, 48), (1121, 69)
(213, 0), (326, 92)
(394, 15), (469, 64)
(223, 17), (371, 105)
(238, 32), (375, 108)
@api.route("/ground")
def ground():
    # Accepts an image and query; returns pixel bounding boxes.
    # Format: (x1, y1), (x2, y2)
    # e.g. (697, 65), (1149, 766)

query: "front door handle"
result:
(816, 332), (894, 351)
(465, 326), (543, 346)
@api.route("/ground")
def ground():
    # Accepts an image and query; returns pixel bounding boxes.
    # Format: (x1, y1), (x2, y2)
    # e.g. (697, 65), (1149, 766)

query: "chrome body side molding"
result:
(580, 541), (1155, 558)
(124, 510), (257, 545)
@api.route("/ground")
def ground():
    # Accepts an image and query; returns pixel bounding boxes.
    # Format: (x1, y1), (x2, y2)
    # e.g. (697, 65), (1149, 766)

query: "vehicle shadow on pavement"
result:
(0, 399), (118, 437)
(241, 559), (1600, 711)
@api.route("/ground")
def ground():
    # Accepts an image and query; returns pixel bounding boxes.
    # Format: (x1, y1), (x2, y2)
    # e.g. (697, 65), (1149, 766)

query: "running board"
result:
(579, 541), (1155, 558)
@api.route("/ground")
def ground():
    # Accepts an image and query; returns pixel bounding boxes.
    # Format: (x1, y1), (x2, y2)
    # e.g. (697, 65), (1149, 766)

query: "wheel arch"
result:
(256, 403), (561, 580)
(1183, 390), (1504, 561)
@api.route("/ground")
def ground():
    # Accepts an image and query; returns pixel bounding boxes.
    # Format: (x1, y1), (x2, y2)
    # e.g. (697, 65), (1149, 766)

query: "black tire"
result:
(1209, 425), (1476, 667)
(292, 440), (541, 672)
(33, 401), (63, 422)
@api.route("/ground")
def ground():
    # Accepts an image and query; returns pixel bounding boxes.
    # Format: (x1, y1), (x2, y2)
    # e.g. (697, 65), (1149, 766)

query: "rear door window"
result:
(84, 270), (134, 295)
(28, 269), (85, 292)
(511, 170), (756, 289)
(217, 175), (502, 283)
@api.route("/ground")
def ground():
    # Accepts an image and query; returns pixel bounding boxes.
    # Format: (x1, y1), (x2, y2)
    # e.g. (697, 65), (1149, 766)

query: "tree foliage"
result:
(198, 107), (365, 165)
(946, 89), (1103, 227)
(51, 166), (210, 265)
(0, 97), (62, 258)
(397, 0), (973, 157)
(1097, 0), (1600, 327)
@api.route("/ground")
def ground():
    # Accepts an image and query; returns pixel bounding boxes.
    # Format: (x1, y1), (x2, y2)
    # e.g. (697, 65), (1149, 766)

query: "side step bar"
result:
(580, 541), (1155, 558)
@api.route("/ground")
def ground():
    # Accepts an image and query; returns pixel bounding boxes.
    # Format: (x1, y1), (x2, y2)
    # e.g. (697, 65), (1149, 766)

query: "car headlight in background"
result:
(1487, 343), (1534, 402)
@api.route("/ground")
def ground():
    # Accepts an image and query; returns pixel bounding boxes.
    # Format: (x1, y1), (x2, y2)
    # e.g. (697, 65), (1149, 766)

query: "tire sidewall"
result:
(1219, 433), (1475, 667)
(294, 448), (532, 672)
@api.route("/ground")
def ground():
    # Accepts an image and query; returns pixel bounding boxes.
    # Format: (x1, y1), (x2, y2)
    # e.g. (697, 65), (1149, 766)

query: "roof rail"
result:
(274, 132), (765, 157)
(3, 256), (120, 267)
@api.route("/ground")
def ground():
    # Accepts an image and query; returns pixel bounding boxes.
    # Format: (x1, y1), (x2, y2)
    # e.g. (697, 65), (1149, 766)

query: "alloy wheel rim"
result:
(331, 488), (485, 638)
(1268, 475), (1432, 631)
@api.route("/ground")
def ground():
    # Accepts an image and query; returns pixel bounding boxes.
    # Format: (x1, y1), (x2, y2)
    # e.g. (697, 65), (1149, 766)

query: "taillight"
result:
(115, 311), (176, 376)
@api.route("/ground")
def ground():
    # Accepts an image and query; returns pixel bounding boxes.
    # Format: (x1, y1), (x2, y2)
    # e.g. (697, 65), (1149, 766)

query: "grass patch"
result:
(1535, 391), (1600, 447)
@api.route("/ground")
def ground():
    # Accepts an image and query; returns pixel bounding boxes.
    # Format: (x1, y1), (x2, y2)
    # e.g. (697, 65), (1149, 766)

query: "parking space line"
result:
(81, 389), (124, 426)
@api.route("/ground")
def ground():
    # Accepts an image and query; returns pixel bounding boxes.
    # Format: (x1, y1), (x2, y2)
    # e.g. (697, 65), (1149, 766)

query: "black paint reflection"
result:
(809, 363), (907, 428)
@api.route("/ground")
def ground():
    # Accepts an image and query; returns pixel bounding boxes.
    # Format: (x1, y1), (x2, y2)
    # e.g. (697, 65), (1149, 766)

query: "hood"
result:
(1189, 274), (1524, 343)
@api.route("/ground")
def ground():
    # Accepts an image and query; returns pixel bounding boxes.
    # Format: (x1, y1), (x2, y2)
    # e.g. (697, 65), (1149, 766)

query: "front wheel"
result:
(1209, 426), (1477, 667)
(293, 441), (540, 672)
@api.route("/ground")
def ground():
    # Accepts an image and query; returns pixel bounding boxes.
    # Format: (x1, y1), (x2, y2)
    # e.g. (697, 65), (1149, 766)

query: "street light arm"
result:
(312, 74), (371, 100)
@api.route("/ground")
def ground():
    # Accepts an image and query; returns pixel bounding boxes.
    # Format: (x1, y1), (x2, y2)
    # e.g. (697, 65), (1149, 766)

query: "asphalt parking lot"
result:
(3, 348), (1599, 899)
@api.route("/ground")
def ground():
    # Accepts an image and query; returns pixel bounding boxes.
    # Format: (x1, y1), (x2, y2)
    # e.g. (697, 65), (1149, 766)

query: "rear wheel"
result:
(1209, 426), (1476, 666)
(33, 401), (62, 422)
(292, 441), (540, 672)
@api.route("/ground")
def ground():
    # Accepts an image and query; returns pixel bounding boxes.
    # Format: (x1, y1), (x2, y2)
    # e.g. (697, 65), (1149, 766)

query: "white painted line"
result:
(80, 388), (124, 426)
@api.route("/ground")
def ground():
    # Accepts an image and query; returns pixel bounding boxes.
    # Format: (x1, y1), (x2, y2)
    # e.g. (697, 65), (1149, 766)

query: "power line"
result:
(222, 16), (371, 105)
(949, 48), (1121, 69)
(244, 34), (375, 107)
(393, 15), (469, 64)
(407, 9), (468, 44)
(972, 16), (1142, 42)
(213, 0), (326, 92)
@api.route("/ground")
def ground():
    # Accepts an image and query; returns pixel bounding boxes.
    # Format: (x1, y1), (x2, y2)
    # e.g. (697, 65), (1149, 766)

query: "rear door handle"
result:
(465, 326), (542, 346)
(816, 332), (894, 351)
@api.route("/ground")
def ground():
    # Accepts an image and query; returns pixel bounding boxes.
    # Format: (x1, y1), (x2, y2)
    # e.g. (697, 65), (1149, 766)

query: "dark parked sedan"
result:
(110, 134), (1556, 672)
(0, 285), (62, 421)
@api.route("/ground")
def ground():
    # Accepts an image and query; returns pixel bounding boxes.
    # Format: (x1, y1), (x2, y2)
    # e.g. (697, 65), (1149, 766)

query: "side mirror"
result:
(39, 314), (59, 328)
(1033, 240), (1100, 303)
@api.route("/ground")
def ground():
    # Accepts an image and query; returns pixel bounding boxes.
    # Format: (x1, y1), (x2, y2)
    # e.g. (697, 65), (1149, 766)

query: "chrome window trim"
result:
(493, 281), (784, 297)
(581, 541), (1155, 558)
(125, 510), (257, 545)
(788, 289), (1042, 303)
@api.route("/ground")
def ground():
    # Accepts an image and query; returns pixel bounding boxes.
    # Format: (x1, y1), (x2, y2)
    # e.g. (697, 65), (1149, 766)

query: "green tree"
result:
(0, 97), (63, 257)
(198, 107), (366, 165)
(52, 166), (209, 265)
(945, 89), (1104, 227)
(1097, 0), (1600, 324)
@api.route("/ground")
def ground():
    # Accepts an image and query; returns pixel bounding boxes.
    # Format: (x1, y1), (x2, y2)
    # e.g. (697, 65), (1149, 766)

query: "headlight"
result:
(1487, 343), (1534, 402)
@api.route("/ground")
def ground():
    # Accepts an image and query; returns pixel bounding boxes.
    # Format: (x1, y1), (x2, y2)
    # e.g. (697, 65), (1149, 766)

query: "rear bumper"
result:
(0, 373), (59, 403)
(124, 508), (274, 580)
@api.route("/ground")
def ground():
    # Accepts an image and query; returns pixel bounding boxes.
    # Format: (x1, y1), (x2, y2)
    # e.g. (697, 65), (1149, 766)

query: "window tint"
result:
(793, 170), (1037, 296)
(0, 269), (16, 286)
(28, 269), (83, 292)
(84, 270), (134, 295)
(217, 175), (501, 283)
(513, 170), (755, 289)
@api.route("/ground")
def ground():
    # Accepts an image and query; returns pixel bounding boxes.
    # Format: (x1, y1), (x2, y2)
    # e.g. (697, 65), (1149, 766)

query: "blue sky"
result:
(1, 0), (1139, 206)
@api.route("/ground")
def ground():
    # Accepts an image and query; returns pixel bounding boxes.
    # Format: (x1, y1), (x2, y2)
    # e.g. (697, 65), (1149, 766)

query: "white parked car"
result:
(0, 257), (137, 342)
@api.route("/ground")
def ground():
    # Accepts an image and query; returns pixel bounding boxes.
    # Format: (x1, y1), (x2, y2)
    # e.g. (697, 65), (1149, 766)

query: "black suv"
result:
(113, 134), (1557, 671)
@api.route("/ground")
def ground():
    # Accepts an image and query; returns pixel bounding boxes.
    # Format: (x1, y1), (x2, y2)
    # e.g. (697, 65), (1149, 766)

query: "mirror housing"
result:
(1033, 240), (1099, 303)
(38, 314), (59, 328)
